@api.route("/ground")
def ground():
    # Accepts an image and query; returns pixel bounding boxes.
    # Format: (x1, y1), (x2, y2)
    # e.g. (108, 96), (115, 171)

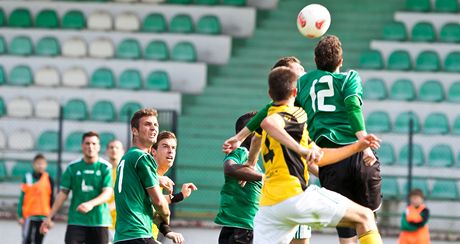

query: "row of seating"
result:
(0, 36), (197, 61)
(0, 65), (171, 90)
(0, 160), (59, 181)
(382, 177), (459, 200)
(406, 0), (459, 12)
(166, 0), (246, 5)
(359, 49), (460, 71)
(363, 78), (460, 102)
(0, 8), (221, 34)
(383, 21), (460, 42)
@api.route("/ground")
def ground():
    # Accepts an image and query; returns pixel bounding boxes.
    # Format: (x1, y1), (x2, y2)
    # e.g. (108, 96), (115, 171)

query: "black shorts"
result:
(115, 238), (158, 244)
(64, 225), (109, 244)
(218, 227), (253, 244)
(22, 218), (45, 244)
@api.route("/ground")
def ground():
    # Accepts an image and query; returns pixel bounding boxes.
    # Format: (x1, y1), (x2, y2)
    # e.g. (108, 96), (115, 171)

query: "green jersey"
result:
(60, 158), (112, 227)
(114, 147), (159, 243)
(214, 147), (263, 230)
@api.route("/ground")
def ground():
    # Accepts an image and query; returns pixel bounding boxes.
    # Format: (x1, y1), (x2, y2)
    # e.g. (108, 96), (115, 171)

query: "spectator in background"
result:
(106, 140), (125, 242)
(398, 188), (430, 244)
(17, 153), (55, 244)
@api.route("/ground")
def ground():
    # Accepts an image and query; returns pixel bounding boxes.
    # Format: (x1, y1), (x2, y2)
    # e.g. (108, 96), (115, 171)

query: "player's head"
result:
(130, 108), (159, 147)
(314, 35), (343, 72)
(235, 111), (258, 150)
(106, 140), (124, 165)
(268, 67), (298, 102)
(409, 188), (425, 207)
(32, 153), (47, 174)
(272, 56), (305, 77)
(151, 131), (177, 170)
(81, 131), (100, 161)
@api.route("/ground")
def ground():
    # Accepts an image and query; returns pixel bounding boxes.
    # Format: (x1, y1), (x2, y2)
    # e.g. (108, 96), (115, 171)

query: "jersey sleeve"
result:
(136, 155), (159, 189)
(224, 149), (243, 165)
(60, 167), (72, 190)
(342, 70), (363, 103)
(344, 96), (366, 133)
(246, 103), (271, 132)
(102, 165), (113, 189)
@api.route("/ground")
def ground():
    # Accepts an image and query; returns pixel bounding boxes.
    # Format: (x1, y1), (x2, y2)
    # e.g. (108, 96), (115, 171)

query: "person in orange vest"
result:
(17, 153), (55, 244)
(398, 188), (430, 244)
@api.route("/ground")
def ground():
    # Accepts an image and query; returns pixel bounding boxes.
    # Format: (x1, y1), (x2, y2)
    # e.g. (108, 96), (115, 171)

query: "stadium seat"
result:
(0, 65), (5, 85)
(89, 38), (114, 58)
(144, 40), (169, 60)
(363, 79), (387, 100)
(37, 130), (59, 152)
(0, 160), (7, 180)
(90, 68), (115, 88)
(419, 80), (444, 102)
(91, 100), (116, 121)
(8, 129), (34, 150)
(196, 0), (219, 5)
(172, 42), (197, 62)
(62, 67), (88, 87)
(382, 22), (407, 41)
(431, 180), (459, 200)
(224, 0), (246, 6)
(88, 11), (113, 31)
(377, 143), (396, 165)
(428, 144), (454, 167)
(359, 50), (384, 69)
(366, 111), (391, 133)
(440, 23), (460, 43)
(447, 81), (460, 102)
(399, 144), (425, 166)
(406, 0), (431, 11)
(142, 13), (167, 32)
(394, 112), (421, 133)
(146, 71), (170, 91)
(167, 0), (193, 3)
(170, 14), (194, 33)
(435, 0), (458, 12)
(424, 112), (449, 134)
(390, 79), (416, 101)
(35, 98), (60, 119)
(0, 9), (4, 27)
(0, 97), (5, 117)
(66, 131), (84, 152)
(36, 9), (59, 28)
(453, 115), (460, 135)
(9, 65), (33, 86)
(115, 12), (140, 32)
(62, 10), (85, 29)
(119, 101), (142, 122)
(388, 50), (412, 70)
(444, 52), (460, 72)
(7, 97), (33, 118)
(119, 69), (142, 90)
(62, 37), (87, 57)
(12, 161), (33, 181)
(0, 130), (6, 149)
(381, 177), (400, 199)
(36, 36), (60, 56)
(9, 36), (33, 56)
(197, 15), (221, 35)
(412, 22), (436, 42)
(9, 8), (32, 28)
(0, 36), (5, 54)
(99, 132), (116, 152)
(116, 39), (142, 59)
(63, 99), (88, 120)
(35, 66), (60, 86)
(403, 179), (430, 197)
(415, 51), (440, 71)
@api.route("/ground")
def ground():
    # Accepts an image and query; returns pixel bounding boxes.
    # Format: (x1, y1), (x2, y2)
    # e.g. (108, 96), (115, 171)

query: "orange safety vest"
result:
(398, 204), (430, 244)
(21, 173), (52, 219)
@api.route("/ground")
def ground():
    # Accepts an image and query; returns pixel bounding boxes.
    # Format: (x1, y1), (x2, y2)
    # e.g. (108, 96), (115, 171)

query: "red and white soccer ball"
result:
(297, 4), (331, 39)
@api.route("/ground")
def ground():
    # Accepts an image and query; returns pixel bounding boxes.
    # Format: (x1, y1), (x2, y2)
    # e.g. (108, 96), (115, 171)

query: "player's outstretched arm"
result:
(77, 187), (113, 213)
(147, 186), (171, 225)
(40, 189), (69, 234)
(247, 135), (262, 167)
(224, 159), (263, 181)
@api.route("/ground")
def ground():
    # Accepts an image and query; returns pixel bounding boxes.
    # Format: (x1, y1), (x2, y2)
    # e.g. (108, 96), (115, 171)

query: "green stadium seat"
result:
(9, 65), (33, 86)
(0, 36), (5, 54)
(377, 143), (396, 165)
(8, 8), (32, 28)
(36, 36), (60, 56)
(359, 50), (384, 69)
(435, 0), (458, 12)
(419, 80), (444, 102)
(197, 15), (221, 35)
(382, 177), (400, 199)
(406, 0), (431, 11)
(399, 144), (425, 166)
(146, 71), (170, 91)
(170, 14), (194, 33)
(430, 180), (459, 200)
(172, 42), (197, 62)
(91, 100), (116, 122)
(196, 0), (219, 5)
(424, 112), (449, 134)
(390, 79), (416, 101)
(0, 9), (5, 27)
(119, 69), (142, 90)
(415, 51), (440, 71)
(0, 97), (5, 117)
(412, 22), (436, 42)
(119, 101), (142, 122)
(0, 160), (7, 181)
(394, 112), (421, 133)
(453, 115), (460, 135)
(444, 52), (460, 72)
(440, 23), (460, 43)
(90, 68), (115, 88)
(382, 22), (407, 41)
(62, 10), (85, 29)
(224, 0), (246, 6)
(366, 111), (391, 133)
(66, 131), (84, 152)
(116, 39), (142, 59)
(46, 162), (58, 180)
(403, 179), (429, 197)
(363, 78), (387, 100)
(142, 13), (167, 32)
(0, 66), (4, 85)
(99, 132), (116, 153)
(63, 99), (88, 120)
(12, 161), (33, 181)
(37, 130), (59, 152)
(447, 81), (460, 102)
(144, 40), (169, 61)
(428, 144), (454, 167)
(167, 0), (193, 3)
(36, 9), (59, 28)
(388, 50), (412, 70)
(9, 36), (33, 56)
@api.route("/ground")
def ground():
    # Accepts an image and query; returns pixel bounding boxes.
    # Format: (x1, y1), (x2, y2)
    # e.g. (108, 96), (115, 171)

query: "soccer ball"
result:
(297, 4), (331, 38)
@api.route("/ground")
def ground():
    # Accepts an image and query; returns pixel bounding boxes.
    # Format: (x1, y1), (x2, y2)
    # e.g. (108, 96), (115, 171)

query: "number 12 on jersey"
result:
(309, 75), (336, 112)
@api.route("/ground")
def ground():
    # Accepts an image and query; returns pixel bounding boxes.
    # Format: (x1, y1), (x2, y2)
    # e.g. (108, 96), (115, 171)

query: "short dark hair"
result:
(33, 153), (46, 162)
(314, 35), (343, 72)
(268, 67), (298, 102)
(131, 108), (158, 130)
(152, 131), (176, 150)
(82, 131), (99, 143)
(409, 188), (425, 199)
(272, 56), (301, 70)
(235, 112), (257, 150)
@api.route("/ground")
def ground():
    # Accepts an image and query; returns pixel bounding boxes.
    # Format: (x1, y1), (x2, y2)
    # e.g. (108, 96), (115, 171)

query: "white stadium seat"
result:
(8, 129), (34, 151)
(0, 129), (6, 149)
(35, 66), (60, 86)
(115, 12), (140, 32)
(35, 98), (60, 119)
(89, 38), (115, 58)
(62, 37), (87, 57)
(62, 67), (88, 87)
(7, 97), (33, 118)
(88, 11), (113, 31)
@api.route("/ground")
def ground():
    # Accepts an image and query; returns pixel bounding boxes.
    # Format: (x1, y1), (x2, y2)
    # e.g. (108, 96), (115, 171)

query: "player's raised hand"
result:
(159, 176), (175, 194)
(299, 147), (323, 164)
(181, 183), (198, 198)
(222, 136), (242, 154)
(363, 148), (377, 166)
(358, 134), (381, 150)
(166, 232), (185, 244)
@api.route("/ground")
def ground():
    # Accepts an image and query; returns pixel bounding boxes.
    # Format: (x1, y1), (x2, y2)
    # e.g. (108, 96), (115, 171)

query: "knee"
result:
(358, 207), (375, 225)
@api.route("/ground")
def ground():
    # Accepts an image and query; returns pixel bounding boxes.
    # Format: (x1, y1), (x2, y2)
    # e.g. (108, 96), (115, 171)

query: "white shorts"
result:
(253, 185), (348, 244)
(293, 225), (311, 239)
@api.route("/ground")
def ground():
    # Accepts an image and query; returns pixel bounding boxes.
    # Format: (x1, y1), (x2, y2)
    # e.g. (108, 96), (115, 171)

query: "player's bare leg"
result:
(290, 238), (309, 244)
(339, 236), (357, 244)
